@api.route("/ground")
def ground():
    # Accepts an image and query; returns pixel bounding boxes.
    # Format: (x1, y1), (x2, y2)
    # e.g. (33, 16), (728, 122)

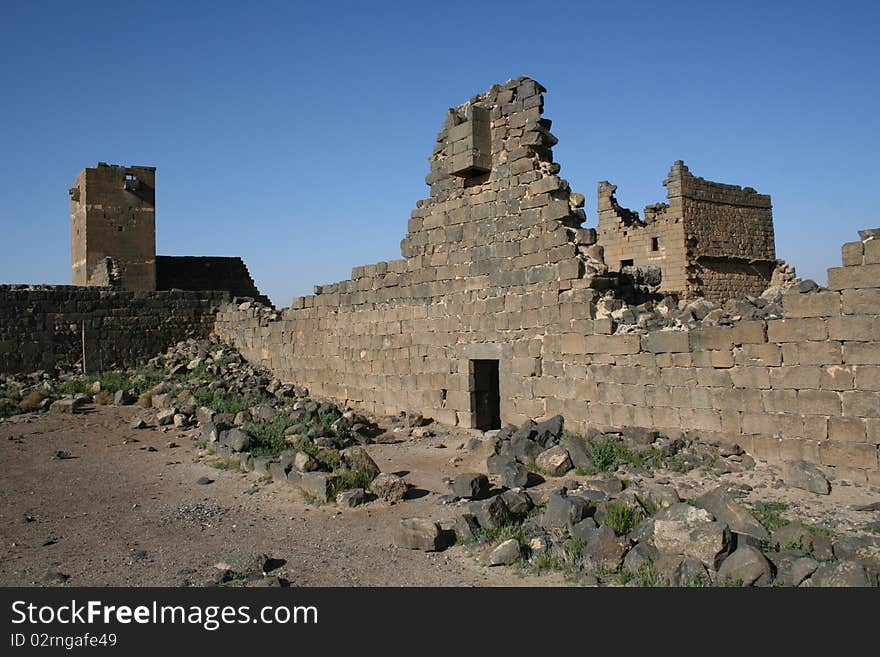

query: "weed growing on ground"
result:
(247, 416), (298, 457)
(604, 502), (643, 536)
(590, 436), (633, 473)
(751, 501), (789, 532)
(209, 456), (241, 471)
(328, 466), (375, 498)
(636, 563), (660, 587)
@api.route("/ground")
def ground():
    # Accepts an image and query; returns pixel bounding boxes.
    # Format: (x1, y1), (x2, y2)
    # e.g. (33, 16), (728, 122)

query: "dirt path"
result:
(0, 406), (566, 587)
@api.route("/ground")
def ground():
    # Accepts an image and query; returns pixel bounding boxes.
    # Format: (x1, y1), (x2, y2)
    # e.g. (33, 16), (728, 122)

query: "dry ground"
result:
(1, 405), (878, 587)
(0, 405), (565, 586)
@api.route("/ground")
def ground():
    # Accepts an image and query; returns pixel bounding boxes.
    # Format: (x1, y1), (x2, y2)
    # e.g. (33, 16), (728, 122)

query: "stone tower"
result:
(69, 163), (157, 291)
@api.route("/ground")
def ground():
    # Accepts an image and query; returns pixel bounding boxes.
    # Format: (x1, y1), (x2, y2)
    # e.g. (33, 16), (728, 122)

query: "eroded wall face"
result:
(70, 164), (157, 291)
(676, 162), (776, 301)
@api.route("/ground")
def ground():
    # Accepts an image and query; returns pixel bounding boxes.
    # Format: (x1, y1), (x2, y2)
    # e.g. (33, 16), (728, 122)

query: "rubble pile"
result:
(397, 416), (880, 587)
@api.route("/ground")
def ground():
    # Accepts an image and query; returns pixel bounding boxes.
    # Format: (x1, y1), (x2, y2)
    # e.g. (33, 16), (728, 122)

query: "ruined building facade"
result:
(211, 77), (879, 483)
(597, 162), (776, 302)
(69, 163), (270, 305)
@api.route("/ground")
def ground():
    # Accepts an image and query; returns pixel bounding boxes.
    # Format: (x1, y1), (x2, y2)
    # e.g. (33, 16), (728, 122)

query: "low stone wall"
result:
(214, 240), (880, 485)
(0, 285), (227, 373)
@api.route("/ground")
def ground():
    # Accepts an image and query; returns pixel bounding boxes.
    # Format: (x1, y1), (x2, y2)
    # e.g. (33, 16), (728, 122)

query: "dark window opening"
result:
(117, 225), (124, 232)
(651, 237), (660, 251)
(471, 359), (500, 431)
(620, 259), (634, 268)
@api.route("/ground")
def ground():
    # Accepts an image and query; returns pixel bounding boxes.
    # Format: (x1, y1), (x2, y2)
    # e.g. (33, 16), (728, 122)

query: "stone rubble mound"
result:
(398, 415), (880, 588)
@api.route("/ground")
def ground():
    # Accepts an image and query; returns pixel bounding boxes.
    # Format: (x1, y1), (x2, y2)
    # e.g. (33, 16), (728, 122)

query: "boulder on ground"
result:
(783, 460), (830, 495)
(340, 446), (380, 478)
(50, 398), (85, 414)
(772, 522), (833, 561)
(768, 551), (818, 587)
(500, 460), (529, 489)
(220, 428), (251, 452)
(534, 445), (573, 476)
(561, 435), (594, 472)
(583, 525), (629, 572)
(300, 472), (336, 503)
(451, 472), (490, 500)
(394, 518), (443, 551)
(808, 561), (871, 587)
(454, 514), (480, 543)
(114, 389), (137, 406)
(336, 488), (366, 508)
(695, 486), (769, 544)
(653, 506), (730, 570)
(489, 538), (522, 566)
(716, 546), (773, 586)
(541, 491), (591, 530)
(370, 472), (408, 502)
(469, 496), (511, 530)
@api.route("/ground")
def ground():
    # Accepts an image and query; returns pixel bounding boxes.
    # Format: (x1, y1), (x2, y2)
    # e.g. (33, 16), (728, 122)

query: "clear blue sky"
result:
(1, 1), (877, 307)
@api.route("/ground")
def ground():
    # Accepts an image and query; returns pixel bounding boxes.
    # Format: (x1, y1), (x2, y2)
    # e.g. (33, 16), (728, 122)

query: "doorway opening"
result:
(471, 359), (500, 431)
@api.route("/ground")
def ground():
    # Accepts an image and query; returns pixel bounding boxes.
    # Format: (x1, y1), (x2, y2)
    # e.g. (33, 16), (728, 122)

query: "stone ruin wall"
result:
(212, 78), (880, 484)
(596, 177), (689, 293)
(682, 166), (775, 302)
(597, 161), (775, 303)
(0, 286), (227, 374)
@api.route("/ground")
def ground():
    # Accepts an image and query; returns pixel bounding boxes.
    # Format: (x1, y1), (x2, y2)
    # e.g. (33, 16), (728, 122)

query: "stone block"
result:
(730, 367), (771, 389)
(642, 331), (689, 353)
(828, 416), (867, 442)
(767, 318), (827, 342)
(782, 291), (841, 318)
(841, 391), (880, 418)
(819, 441), (878, 469)
(841, 288), (880, 314)
(828, 264), (880, 290)
(827, 316), (880, 341)
(841, 241), (864, 266)
(797, 389), (841, 415)
(843, 343), (880, 365)
(865, 239), (880, 264)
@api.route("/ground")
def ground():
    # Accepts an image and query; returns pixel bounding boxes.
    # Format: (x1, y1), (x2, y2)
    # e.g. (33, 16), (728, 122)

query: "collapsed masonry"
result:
(69, 163), (270, 305)
(210, 77), (880, 485)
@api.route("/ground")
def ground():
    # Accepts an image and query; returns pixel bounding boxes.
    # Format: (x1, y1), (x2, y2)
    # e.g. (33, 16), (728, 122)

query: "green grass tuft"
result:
(751, 501), (789, 532)
(328, 466), (375, 498)
(603, 502), (643, 536)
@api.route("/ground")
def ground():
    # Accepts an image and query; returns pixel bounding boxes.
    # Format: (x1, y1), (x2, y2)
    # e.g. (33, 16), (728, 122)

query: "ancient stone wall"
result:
(70, 163), (157, 291)
(596, 161), (776, 303)
(156, 256), (271, 306)
(596, 178), (688, 293)
(0, 286), (226, 373)
(210, 77), (879, 482)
